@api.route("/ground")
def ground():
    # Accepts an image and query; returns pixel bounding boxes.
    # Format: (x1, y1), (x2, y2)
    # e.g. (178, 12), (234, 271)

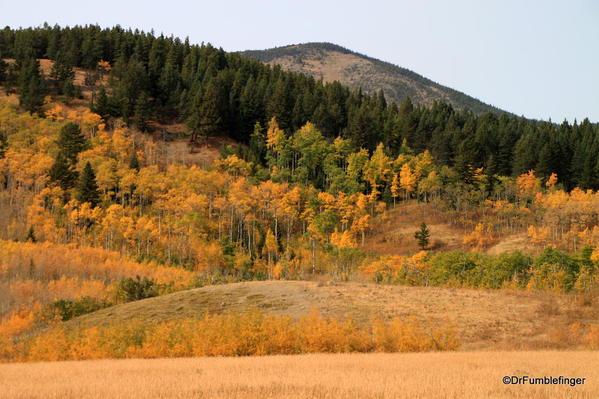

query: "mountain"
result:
(240, 42), (503, 115)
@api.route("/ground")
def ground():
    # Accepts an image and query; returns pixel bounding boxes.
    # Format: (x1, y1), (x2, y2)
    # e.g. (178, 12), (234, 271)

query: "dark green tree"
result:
(414, 222), (430, 250)
(0, 56), (6, 85)
(129, 150), (140, 171)
(48, 153), (78, 190)
(50, 52), (76, 97)
(92, 86), (112, 118)
(26, 226), (37, 243)
(76, 162), (101, 207)
(17, 57), (47, 115)
(189, 80), (223, 143)
(133, 92), (151, 132)
(56, 122), (87, 164)
(0, 131), (7, 158)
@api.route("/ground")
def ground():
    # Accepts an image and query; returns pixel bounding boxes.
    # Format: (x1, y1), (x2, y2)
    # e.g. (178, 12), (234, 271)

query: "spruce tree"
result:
(17, 57), (47, 115)
(129, 150), (140, 171)
(56, 122), (87, 163)
(414, 222), (430, 250)
(133, 92), (151, 132)
(92, 86), (111, 118)
(50, 52), (75, 97)
(0, 56), (6, 85)
(76, 162), (101, 207)
(48, 152), (78, 190)
(0, 131), (7, 158)
(190, 81), (222, 143)
(26, 226), (37, 243)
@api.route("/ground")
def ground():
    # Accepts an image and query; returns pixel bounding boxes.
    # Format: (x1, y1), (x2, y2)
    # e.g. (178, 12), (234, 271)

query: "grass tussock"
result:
(1, 309), (458, 362)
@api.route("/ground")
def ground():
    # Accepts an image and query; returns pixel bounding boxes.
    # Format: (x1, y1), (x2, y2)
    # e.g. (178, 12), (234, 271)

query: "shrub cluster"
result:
(362, 246), (598, 293)
(0, 310), (458, 362)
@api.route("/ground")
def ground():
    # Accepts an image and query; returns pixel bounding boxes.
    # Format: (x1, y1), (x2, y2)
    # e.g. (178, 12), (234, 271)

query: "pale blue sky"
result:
(1, 0), (598, 122)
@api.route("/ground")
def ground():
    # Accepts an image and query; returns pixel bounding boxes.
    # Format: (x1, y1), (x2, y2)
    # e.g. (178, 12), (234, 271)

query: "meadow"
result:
(1, 351), (597, 399)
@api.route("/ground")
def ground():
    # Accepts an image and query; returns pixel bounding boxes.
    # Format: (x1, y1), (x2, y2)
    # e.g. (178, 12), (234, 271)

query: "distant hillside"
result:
(240, 43), (503, 114)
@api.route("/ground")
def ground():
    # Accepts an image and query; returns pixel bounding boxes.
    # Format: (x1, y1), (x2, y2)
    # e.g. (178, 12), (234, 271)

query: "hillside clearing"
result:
(1, 351), (597, 398)
(64, 280), (596, 350)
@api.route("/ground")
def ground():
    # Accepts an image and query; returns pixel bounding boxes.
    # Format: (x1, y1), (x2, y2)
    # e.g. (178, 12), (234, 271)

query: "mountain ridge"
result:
(239, 42), (505, 115)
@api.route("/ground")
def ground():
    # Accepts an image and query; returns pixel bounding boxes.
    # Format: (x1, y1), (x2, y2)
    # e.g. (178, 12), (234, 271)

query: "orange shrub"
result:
(3, 310), (458, 362)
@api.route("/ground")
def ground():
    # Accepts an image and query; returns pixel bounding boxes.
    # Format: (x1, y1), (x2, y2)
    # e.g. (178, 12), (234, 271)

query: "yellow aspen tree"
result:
(399, 163), (417, 200)
(391, 173), (400, 205)
(263, 228), (278, 268)
(517, 170), (541, 200)
(546, 173), (558, 189)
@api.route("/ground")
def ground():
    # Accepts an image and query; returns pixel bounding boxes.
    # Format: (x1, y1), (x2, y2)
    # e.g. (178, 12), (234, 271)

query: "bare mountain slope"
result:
(240, 43), (503, 114)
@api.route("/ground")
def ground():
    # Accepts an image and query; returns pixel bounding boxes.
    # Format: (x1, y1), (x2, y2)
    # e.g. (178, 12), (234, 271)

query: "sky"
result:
(2, 0), (598, 122)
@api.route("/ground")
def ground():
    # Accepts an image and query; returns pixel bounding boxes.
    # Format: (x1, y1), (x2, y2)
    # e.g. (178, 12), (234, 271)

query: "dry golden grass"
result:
(1, 351), (597, 398)
(364, 203), (466, 255)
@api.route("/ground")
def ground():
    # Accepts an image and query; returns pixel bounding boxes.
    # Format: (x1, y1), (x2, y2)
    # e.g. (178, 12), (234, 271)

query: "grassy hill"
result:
(240, 42), (504, 114)
(64, 280), (597, 351)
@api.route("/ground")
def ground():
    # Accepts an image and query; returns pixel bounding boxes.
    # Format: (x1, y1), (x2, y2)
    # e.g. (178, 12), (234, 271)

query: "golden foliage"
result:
(4, 309), (457, 362)
(462, 223), (497, 250)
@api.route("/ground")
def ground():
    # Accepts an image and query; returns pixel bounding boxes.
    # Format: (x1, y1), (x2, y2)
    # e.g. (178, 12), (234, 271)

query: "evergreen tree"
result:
(50, 52), (76, 97)
(92, 86), (112, 118)
(56, 122), (87, 163)
(0, 56), (6, 85)
(248, 122), (266, 164)
(414, 222), (430, 250)
(17, 57), (46, 114)
(48, 153), (78, 190)
(0, 130), (7, 158)
(133, 92), (151, 132)
(129, 150), (140, 171)
(76, 162), (101, 207)
(26, 226), (37, 243)
(189, 80), (222, 143)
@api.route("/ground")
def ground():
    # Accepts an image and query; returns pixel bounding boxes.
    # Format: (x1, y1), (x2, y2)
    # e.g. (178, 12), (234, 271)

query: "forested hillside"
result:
(1, 24), (599, 360)
(1, 25), (598, 190)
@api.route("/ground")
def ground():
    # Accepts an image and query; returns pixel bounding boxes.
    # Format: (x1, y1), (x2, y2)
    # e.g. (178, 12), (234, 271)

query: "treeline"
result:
(1, 25), (598, 189)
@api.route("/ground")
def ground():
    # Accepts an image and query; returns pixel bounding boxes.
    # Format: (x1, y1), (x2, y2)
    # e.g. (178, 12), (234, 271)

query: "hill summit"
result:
(240, 42), (502, 114)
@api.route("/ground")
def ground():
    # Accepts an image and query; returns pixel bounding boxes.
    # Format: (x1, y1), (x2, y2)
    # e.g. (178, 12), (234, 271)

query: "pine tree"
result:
(129, 150), (140, 171)
(92, 86), (111, 118)
(0, 131), (7, 158)
(48, 153), (78, 190)
(50, 52), (75, 97)
(133, 92), (151, 132)
(248, 122), (265, 164)
(0, 56), (6, 85)
(26, 226), (37, 243)
(414, 222), (430, 250)
(17, 57), (47, 115)
(76, 162), (101, 207)
(56, 122), (87, 163)
(189, 80), (222, 143)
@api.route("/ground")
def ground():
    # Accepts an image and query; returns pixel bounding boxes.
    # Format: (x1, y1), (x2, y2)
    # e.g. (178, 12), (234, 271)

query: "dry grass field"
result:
(1, 351), (597, 398)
